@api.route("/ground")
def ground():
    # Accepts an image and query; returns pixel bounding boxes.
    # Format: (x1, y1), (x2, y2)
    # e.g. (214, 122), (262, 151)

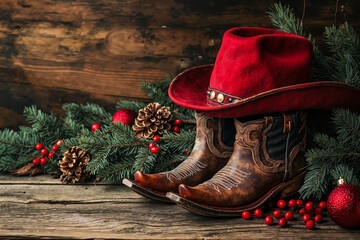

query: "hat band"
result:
(207, 88), (242, 106)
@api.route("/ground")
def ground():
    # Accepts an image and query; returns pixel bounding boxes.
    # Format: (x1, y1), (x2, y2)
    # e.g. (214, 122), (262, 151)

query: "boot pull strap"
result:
(283, 113), (292, 133)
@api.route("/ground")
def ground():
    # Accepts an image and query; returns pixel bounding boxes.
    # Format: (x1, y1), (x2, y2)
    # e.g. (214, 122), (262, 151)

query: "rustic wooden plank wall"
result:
(0, 0), (359, 129)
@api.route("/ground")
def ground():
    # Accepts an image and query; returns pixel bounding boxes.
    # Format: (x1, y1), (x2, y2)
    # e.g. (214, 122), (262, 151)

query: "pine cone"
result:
(59, 146), (90, 184)
(132, 102), (173, 138)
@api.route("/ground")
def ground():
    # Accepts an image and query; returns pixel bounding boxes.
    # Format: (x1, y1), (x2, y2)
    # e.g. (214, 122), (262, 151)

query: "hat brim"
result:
(168, 65), (360, 118)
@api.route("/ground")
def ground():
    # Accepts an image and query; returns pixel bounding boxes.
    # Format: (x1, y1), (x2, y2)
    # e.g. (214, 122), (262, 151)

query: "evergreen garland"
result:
(0, 79), (196, 181)
(269, 3), (360, 199)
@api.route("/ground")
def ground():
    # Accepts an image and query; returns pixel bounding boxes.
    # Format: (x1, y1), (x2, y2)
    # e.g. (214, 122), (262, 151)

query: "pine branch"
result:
(23, 106), (60, 141)
(0, 139), (34, 148)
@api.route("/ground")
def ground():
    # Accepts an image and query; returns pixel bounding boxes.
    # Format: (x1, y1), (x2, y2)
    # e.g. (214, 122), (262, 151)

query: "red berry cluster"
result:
(241, 199), (327, 230)
(32, 140), (64, 165)
(173, 119), (182, 133)
(148, 136), (160, 154)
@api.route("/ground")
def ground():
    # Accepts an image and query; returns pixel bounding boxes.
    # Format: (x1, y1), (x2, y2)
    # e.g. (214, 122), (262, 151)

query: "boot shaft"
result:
(194, 112), (234, 158)
(234, 112), (306, 180)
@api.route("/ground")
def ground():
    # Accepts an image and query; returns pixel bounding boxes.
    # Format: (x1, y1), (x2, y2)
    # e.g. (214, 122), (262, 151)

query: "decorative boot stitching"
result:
(198, 114), (233, 158)
(235, 118), (285, 174)
(160, 157), (207, 183)
(199, 165), (250, 193)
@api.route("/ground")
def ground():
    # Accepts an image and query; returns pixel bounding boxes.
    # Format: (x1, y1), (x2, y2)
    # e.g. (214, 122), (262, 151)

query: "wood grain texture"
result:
(0, 0), (359, 129)
(1, 174), (360, 239)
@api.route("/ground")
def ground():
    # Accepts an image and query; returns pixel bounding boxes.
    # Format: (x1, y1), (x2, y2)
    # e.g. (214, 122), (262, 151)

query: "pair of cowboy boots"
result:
(123, 111), (307, 217)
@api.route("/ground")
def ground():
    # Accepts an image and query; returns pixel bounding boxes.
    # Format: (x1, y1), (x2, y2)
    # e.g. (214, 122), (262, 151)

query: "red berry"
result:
(273, 210), (281, 219)
(299, 208), (306, 216)
(305, 202), (314, 211)
(277, 199), (286, 208)
(56, 140), (65, 146)
(148, 143), (155, 149)
(32, 158), (40, 165)
(41, 149), (48, 156)
(306, 220), (316, 230)
(302, 213), (310, 222)
(279, 218), (288, 227)
(35, 143), (43, 150)
(40, 158), (47, 165)
(265, 216), (274, 225)
(314, 214), (323, 223)
(48, 152), (54, 158)
(52, 144), (59, 152)
(184, 148), (189, 155)
(150, 146), (159, 154)
(254, 209), (264, 218)
(319, 201), (326, 210)
(175, 119), (182, 125)
(173, 126), (180, 133)
(242, 211), (251, 220)
(288, 199), (297, 208)
(285, 211), (294, 220)
(314, 207), (322, 215)
(153, 135), (160, 142)
(296, 199), (304, 207)
(91, 123), (101, 132)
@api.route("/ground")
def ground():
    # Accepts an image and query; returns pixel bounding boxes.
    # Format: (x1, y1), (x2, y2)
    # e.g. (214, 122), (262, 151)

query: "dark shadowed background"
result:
(0, 0), (359, 129)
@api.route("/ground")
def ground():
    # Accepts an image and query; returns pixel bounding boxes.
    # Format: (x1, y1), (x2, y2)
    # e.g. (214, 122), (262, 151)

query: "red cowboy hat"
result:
(168, 27), (360, 118)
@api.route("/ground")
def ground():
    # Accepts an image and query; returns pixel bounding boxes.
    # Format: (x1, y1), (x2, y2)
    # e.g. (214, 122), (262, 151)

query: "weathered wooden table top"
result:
(1, 174), (360, 239)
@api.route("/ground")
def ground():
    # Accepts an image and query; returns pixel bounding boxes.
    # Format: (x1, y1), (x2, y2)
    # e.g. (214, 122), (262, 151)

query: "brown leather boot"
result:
(167, 112), (307, 216)
(123, 112), (234, 202)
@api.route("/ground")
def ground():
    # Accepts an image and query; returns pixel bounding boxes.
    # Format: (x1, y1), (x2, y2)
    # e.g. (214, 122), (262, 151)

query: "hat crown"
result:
(209, 27), (312, 100)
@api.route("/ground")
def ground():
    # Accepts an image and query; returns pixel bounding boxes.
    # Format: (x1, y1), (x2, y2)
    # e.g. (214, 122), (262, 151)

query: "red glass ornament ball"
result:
(52, 144), (59, 152)
(112, 109), (137, 126)
(150, 146), (159, 154)
(306, 220), (316, 230)
(173, 126), (180, 133)
(148, 143), (155, 149)
(279, 218), (288, 227)
(273, 210), (282, 219)
(242, 211), (251, 220)
(299, 208), (307, 216)
(40, 158), (47, 165)
(91, 123), (101, 132)
(265, 216), (274, 225)
(254, 209), (264, 218)
(314, 214), (323, 223)
(153, 135), (160, 142)
(32, 158), (40, 165)
(327, 183), (360, 228)
(319, 201), (327, 210)
(285, 211), (294, 220)
(305, 202), (315, 211)
(296, 199), (304, 207)
(277, 199), (287, 208)
(35, 143), (43, 150)
(315, 207), (322, 215)
(288, 199), (297, 208)
(56, 140), (65, 146)
(41, 148), (48, 156)
(175, 119), (182, 125)
(184, 149), (189, 155)
(48, 152), (54, 158)
(303, 213), (311, 222)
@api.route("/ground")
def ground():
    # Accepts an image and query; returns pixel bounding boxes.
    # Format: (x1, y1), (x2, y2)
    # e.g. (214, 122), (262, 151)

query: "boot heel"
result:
(279, 174), (305, 198)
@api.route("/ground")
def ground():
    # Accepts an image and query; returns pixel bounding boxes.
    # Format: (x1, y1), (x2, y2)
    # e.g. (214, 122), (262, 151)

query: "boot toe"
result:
(134, 171), (150, 185)
(179, 184), (195, 199)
